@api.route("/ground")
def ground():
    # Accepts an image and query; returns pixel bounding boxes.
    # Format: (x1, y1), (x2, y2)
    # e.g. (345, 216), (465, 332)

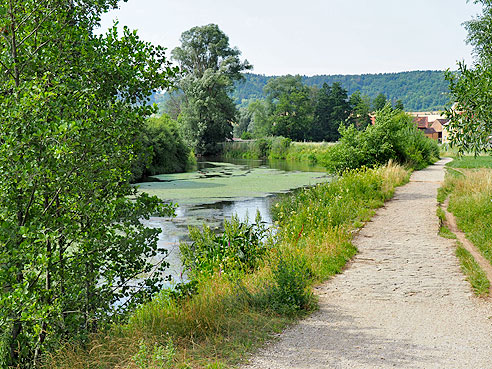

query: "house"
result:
(409, 112), (450, 143)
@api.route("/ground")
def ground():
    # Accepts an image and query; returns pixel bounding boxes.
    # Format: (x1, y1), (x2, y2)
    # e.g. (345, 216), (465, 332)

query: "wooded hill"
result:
(233, 70), (449, 112)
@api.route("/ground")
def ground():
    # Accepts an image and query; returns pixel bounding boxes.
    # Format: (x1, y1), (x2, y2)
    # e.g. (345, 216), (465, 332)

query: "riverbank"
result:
(47, 162), (409, 369)
(222, 138), (334, 165)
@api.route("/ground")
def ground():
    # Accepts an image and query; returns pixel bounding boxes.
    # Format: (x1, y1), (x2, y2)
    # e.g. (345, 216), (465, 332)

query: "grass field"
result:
(446, 155), (492, 169)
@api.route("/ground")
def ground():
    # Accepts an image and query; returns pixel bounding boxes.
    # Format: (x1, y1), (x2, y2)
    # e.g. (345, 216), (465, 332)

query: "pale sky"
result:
(98, 0), (481, 76)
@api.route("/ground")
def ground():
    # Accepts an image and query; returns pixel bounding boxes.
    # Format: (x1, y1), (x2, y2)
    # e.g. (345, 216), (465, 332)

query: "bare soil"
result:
(243, 159), (492, 369)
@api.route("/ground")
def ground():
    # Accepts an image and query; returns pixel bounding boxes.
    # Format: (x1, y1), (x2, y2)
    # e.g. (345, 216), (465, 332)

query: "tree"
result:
(349, 91), (372, 130)
(247, 99), (271, 137)
(312, 82), (351, 141)
(373, 93), (387, 111)
(446, 0), (492, 154)
(0, 1), (176, 365)
(394, 99), (405, 111)
(270, 88), (313, 141)
(172, 24), (251, 155)
(263, 75), (313, 141)
(234, 107), (253, 138)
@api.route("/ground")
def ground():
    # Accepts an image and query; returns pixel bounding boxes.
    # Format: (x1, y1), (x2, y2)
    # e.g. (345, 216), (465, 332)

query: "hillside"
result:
(233, 70), (450, 111)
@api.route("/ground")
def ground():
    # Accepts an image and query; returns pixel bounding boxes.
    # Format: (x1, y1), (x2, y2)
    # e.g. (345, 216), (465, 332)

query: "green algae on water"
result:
(137, 162), (330, 206)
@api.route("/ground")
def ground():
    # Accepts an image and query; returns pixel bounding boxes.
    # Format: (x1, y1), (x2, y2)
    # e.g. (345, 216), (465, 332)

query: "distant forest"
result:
(232, 70), (450, 112)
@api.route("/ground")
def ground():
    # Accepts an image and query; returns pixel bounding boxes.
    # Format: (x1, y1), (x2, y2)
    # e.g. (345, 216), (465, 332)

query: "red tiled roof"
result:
(413, 116), (429, 129)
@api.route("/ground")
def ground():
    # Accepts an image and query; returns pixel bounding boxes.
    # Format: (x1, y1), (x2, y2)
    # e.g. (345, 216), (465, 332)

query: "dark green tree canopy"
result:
(373, 93), (388, 111)
(349, 90), (372, 130)
(312, 82), (351, 141)
(233, 70), (450, 112)
(394, 99), (405, 111)
(261, 75), (313, 140)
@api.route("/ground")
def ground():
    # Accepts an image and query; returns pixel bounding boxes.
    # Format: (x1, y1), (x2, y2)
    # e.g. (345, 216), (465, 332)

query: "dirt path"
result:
(243, 159), (492, 369)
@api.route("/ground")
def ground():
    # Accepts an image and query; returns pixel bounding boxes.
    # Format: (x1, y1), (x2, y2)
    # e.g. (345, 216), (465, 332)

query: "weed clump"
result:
(180, 213), (271, 280)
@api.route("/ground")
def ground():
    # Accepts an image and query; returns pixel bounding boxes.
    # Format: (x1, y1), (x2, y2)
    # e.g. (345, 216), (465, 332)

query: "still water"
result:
(139, 157), (329, 282)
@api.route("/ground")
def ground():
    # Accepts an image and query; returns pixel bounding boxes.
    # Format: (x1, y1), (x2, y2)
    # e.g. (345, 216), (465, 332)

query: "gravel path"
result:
(243, 159), (492, 369)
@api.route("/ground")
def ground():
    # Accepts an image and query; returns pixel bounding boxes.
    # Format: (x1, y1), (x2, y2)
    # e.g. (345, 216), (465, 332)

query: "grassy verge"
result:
(438, 155), (492, 296)
(456, 244), (490, 296)
(436, 207), (457, 239)
(47, 162), (409, 369)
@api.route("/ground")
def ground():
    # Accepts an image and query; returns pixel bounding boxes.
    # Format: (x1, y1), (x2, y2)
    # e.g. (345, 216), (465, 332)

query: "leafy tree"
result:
(247, 99), (271, 137)
(312, 82), (351, 141)
(349, 90), (372, 130)
(172, 24), (251, 155)
(0, 1), (176, 365)
(446, 0), (492, 154)
(234, 107), (253, 138)
(373, 93), (388, 111)
(263, 75), (306, 105)
(263, 76), (313, 141)
(270, 88), (313, 140)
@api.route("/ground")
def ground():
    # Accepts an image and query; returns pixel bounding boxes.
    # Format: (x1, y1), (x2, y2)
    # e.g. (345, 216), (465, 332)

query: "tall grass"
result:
(47, 162), (409, 369)
(443, 168), (492, 265)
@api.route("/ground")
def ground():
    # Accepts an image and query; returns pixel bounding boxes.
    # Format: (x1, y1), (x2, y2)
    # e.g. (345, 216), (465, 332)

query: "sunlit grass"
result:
(440, 157), (492, 297)
(445, 169), (492, 265)
(447, 155), (492, 169)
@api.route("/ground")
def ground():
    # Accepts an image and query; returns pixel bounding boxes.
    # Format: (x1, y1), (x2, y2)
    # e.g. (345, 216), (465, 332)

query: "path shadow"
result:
(256, 303), (441, 368)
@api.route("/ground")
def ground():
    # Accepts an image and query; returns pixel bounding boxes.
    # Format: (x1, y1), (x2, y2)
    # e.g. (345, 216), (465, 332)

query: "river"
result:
(137, 157), (330, 282)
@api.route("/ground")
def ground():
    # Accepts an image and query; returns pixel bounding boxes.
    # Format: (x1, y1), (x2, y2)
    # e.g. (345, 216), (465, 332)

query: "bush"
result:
(323, 105), (439, 173)
(131, 114), (191, 181)
(241, 131), (253, 140)
(269, 137), (292, 159)
(222, 136), (291, 159)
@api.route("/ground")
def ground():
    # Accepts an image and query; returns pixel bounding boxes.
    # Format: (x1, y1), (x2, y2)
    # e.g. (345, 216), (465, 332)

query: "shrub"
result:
(241, 131), (253, 140)
(131, 114), (191, 181)
(323, 105), (439, 173)
(269, 137), (292, 159)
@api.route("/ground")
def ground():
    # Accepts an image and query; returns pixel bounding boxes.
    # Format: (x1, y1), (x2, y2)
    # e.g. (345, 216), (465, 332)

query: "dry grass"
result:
(378, 160), (411, 195)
